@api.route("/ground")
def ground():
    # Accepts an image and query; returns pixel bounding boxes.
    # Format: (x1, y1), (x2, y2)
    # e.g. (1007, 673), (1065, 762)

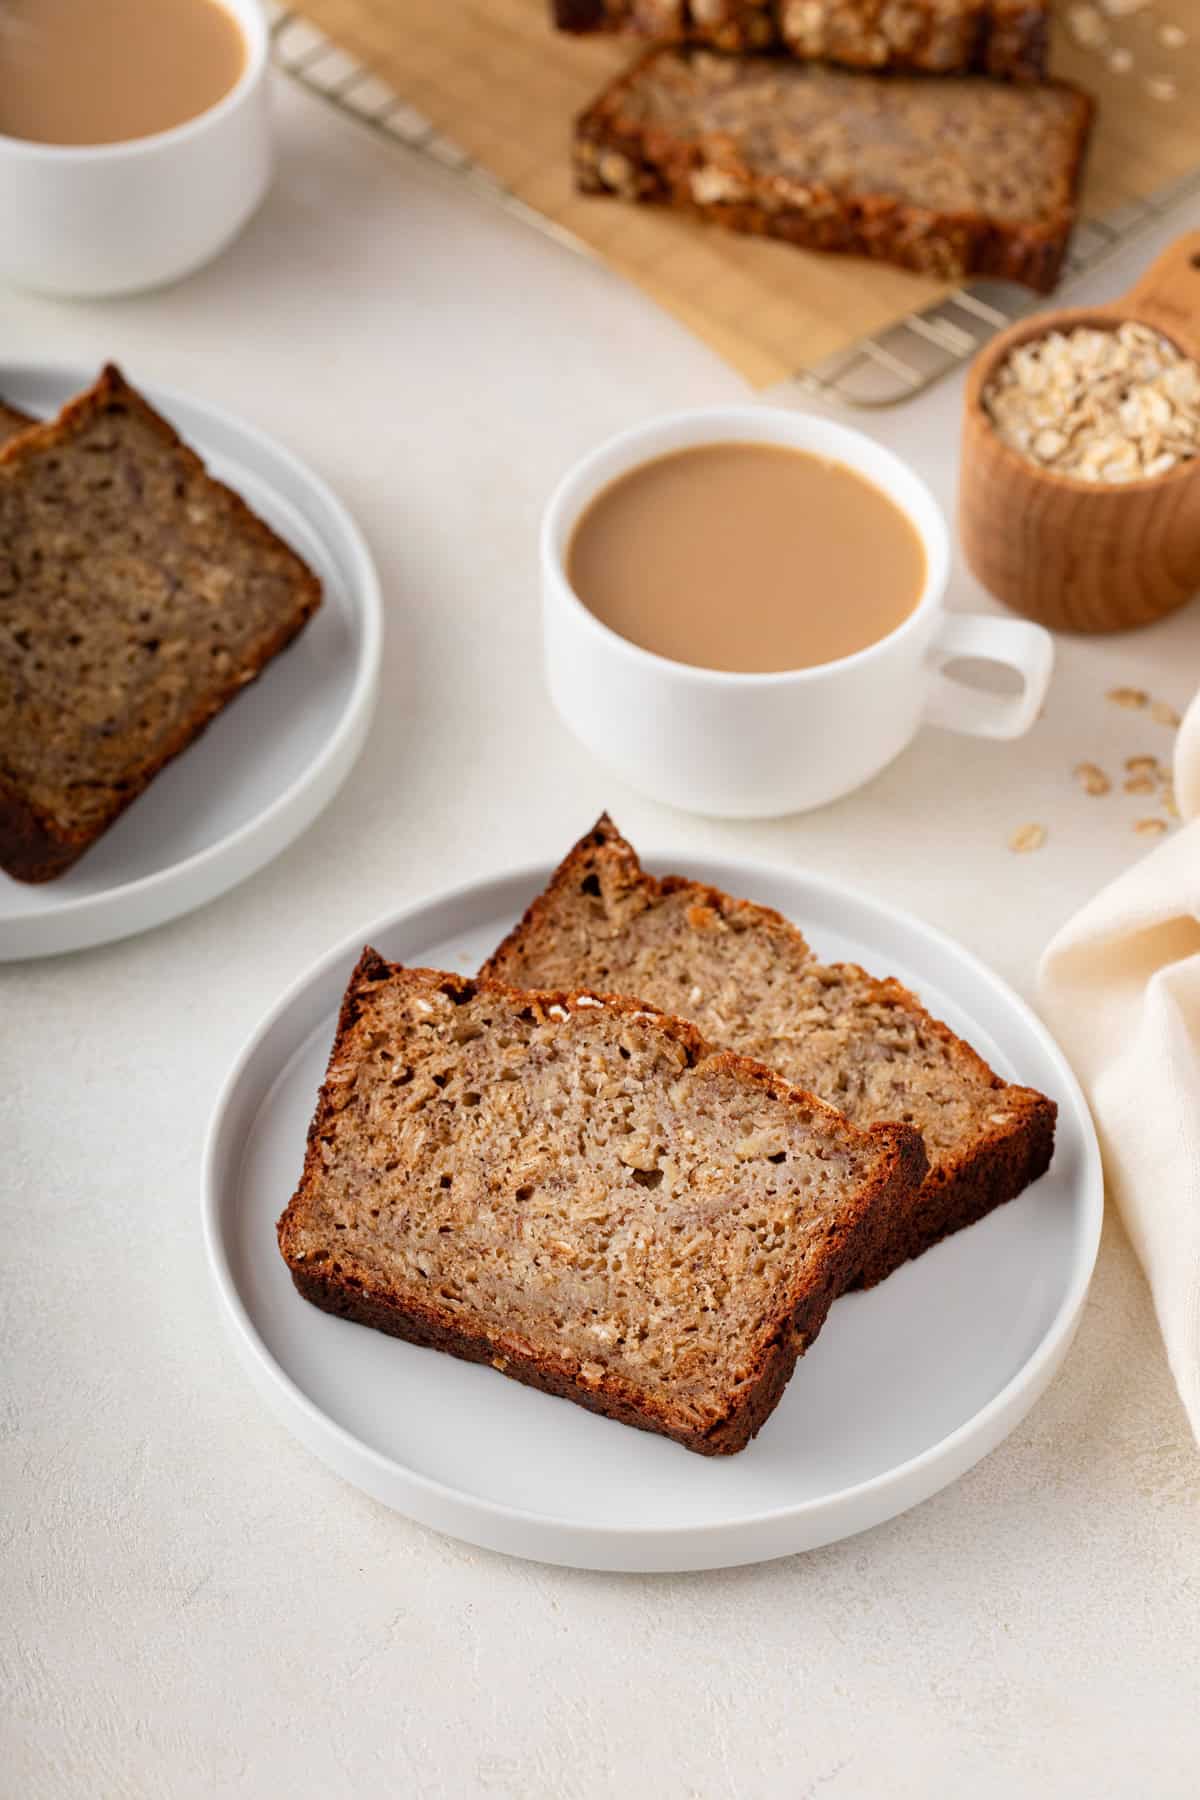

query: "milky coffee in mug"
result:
(566, 442), (928, 674)
(543, 407), (1055, 818)
(0, 0), (246, 147)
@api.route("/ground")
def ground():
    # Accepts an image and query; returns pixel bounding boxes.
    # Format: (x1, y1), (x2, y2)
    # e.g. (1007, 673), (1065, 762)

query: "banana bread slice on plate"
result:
(483, 816), (1056, 1289)
(277, 951), (927, 1455)
(0, 364), (321, 882)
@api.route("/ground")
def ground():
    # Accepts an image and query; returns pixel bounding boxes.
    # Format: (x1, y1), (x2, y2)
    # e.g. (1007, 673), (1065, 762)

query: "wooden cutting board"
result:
(291, 0), (1200, 387)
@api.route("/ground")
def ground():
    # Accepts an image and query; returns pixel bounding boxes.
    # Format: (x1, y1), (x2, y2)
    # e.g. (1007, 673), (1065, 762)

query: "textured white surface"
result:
(1041, 698), (1200, 1444)
(2, 73), (1198, 1800)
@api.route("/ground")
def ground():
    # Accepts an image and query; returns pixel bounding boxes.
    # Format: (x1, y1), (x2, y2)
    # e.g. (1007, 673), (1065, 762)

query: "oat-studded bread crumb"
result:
(483, 816), (1057, 1289)
(277, 951), (928, 1455)
(0, 364), (321, 882)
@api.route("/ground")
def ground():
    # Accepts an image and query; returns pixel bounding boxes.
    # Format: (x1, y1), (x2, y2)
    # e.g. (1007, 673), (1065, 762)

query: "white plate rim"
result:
(203, 853), (1103, 1569)
(0, 359), (383, 958)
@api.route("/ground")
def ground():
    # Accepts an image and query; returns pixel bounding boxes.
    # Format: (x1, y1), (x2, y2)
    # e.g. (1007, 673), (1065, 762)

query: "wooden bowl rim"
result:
(964, 304), (1200, 498)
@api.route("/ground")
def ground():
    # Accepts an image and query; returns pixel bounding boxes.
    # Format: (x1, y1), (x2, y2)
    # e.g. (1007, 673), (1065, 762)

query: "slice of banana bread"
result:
(0, 400), (34, 445)
(0, 365), (321, 882)
(575, 49), (1093, 291)
(483, 817), (1056, 1290)
(554, 0), (1050, 82)
(277, 951), (927, 1455)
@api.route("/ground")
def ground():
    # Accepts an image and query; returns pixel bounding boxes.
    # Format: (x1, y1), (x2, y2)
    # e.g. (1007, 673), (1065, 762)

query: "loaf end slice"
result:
(575, 50), (1093, 292)
(553, 0), (1049, 80)
(483, 816), (1057, 1289)
(278, 950), (927, 1455)
(0, 365), (322, 882)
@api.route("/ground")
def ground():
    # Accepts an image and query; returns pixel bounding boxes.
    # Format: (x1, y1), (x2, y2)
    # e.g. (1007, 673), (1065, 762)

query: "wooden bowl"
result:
(959, 231), (1200, 634)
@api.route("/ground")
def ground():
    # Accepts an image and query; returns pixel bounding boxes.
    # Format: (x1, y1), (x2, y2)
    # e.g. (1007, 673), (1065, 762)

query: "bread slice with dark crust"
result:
(554, 0), (1050, 83)
(575, 49), (1092, 292)
(277, 950), (928, 1456)
(483, 816), (1057, 1290)
(0, 365), (321, 882)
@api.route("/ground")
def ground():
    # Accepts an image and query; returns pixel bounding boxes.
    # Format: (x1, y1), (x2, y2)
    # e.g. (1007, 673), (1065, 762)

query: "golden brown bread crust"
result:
(483, 815), (1057, 1290)
(0, 400), (34, 446)
(574, 51), (1093, 293)
(484, 813), (805, 975)
(0, 771), (85, 885)
(277, 950), (928, 1456)
(0, 365), (322, 883)
(982, 3), (1050, 78)
(553, 0), (1050, 81)
(286, 1253), (829, 1455)
(848, 1048), (1054, 1286)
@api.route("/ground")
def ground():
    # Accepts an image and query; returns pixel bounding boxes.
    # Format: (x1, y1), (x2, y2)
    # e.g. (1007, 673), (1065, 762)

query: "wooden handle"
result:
(1119, 230), (1200, 354)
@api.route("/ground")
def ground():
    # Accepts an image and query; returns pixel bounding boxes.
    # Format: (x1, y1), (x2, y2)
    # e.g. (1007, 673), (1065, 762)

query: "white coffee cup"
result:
(542, 406), (1054, 819)
(0, 0), (271, 298)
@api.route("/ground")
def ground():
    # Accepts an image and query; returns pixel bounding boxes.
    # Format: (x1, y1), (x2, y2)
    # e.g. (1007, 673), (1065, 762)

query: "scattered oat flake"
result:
(1124, 772), (1157, 794)
(1159, 23), (1187, 46)
(1109, 46), (1133, 70)
(1108, 686), (1149, 709)
(1134, 817), (1168, 836)
(1099, 0), (1147, 12)
(1125, 754), (1160, 773)
(1146, 75), (1177, 99)
(1009, 823), (1047, 853)
(1074, 761), (1111, 794)
(1150, 700), (1181, 726)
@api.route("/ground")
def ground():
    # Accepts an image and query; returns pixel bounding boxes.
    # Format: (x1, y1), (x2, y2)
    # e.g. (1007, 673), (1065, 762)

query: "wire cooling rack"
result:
(269, 4), (1200, 407)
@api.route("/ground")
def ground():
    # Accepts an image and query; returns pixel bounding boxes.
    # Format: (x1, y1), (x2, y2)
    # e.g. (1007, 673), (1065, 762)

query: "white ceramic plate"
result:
(204, 856), (1102, 1572)
(0, 362), (381, 960)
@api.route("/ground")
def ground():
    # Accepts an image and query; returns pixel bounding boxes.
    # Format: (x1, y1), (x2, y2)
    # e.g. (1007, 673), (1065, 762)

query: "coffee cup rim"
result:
(0, 0), (268, 161)
(541, 405), (951, 688)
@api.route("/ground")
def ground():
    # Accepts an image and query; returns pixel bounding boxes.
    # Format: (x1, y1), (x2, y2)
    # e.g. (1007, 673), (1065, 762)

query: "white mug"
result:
(542, 406), (1054, 819)
(0, 0), (271, 298)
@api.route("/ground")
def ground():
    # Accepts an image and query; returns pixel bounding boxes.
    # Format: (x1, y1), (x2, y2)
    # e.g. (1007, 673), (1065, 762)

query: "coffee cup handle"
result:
(923, 614), (1054, 740)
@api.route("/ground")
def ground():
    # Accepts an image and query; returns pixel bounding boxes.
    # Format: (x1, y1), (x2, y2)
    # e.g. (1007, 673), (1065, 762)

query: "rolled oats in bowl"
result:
(982, 321), (1200, 482)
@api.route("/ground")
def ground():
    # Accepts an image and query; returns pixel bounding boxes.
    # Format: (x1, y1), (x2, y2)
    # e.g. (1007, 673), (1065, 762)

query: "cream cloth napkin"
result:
(1039, 690), (1200, 1443)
